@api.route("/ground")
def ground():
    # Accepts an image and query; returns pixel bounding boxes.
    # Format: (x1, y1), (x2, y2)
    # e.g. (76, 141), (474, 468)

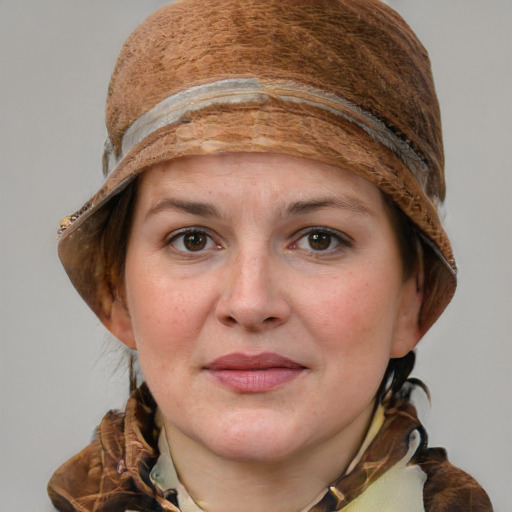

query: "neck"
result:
(163, 402), (375, 512)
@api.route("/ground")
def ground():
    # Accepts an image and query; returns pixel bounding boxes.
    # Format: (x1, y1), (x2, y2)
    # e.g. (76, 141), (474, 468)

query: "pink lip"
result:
(205, 352), (306, 393)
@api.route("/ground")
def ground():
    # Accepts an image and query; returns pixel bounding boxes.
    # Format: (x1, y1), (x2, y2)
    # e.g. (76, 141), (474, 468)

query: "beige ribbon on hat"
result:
(103, 77), (429, 192)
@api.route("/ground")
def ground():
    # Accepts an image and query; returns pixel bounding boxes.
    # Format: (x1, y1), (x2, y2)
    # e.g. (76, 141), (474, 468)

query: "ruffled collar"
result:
(48, 383), (429, 512)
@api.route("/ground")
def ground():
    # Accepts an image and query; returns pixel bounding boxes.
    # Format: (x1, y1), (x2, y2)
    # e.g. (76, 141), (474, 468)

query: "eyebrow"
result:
(285, 197), (375, 217)
(145, 198), (221, 220)
(145, 195), (375, 221)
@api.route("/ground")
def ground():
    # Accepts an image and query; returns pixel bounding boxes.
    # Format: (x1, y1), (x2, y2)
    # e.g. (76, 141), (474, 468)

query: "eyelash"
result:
(165, 227), (353, 256)
(291, 227), (353, 254)
(166, 228), (220, 253)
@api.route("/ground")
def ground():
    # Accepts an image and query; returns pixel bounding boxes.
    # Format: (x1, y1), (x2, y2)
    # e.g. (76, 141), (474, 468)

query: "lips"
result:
(206, 352), (304, 371)
(205, 352), (306, 393)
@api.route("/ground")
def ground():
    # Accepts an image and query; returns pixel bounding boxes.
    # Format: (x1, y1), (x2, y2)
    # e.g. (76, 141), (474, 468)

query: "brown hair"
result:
(379, 197), (424, 401)
(101, 178), (139, 293)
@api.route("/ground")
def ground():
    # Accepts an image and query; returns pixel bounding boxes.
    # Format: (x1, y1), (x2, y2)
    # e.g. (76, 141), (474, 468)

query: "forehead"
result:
(136, 152), (385, 213)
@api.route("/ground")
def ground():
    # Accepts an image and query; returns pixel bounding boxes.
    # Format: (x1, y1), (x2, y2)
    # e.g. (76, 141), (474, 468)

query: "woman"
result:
(48, 1), (492, 510)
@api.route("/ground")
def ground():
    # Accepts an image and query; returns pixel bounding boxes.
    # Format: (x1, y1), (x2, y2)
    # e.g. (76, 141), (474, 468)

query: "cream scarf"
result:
(148, 406), (426, 512)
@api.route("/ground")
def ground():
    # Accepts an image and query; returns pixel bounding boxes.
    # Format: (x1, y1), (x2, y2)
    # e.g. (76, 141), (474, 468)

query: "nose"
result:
(215, 249), (291, 332)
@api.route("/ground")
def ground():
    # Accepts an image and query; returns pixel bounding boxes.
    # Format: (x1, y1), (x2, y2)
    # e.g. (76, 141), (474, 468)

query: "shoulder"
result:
(47, 385), (162, 512)
(418, 447), (493, 512)
(47, 410), (128, 511)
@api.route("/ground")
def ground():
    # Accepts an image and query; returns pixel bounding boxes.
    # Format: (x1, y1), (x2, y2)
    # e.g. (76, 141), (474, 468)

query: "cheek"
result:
(128, 284), (205, 409)
(125, 266), (215, 366)
(295, 268), (400, 362)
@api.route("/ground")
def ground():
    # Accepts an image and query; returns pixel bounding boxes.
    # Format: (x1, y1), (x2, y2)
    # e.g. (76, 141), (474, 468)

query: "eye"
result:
(168, 229), (219, 252)
(293, 228), (351, 252)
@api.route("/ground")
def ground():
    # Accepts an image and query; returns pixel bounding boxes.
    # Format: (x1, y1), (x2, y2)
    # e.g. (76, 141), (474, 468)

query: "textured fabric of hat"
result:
(58, 0), (457, 334)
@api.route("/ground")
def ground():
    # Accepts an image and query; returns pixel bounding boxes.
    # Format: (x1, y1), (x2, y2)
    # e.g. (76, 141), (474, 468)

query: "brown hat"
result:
(58, 0), (456, 334)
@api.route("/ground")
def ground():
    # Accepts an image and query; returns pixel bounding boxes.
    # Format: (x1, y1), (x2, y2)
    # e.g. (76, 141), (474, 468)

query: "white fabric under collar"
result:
(341, 429), (426, 512)
(150, 415), (203, 512)
(149, 405), (426, 512)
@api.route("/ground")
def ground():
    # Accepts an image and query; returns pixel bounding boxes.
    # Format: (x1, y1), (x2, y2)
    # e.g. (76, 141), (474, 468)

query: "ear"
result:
(101, 290), (137, 350)
(390, 272), (424, 358)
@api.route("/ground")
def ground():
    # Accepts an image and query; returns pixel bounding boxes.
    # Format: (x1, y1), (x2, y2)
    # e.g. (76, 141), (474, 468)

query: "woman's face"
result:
(110, 153), (421, 464)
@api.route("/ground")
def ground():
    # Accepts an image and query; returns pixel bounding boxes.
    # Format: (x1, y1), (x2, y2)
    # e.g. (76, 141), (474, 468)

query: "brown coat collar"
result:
(48, 383), (492, 512)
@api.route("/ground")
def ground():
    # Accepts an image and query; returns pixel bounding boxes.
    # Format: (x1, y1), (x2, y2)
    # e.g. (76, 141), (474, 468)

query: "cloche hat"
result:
(58, 0), (457, 334)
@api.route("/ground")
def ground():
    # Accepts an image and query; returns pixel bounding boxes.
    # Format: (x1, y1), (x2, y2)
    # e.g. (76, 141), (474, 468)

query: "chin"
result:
(194, 411), (308, 463)
(208, 435), (301, 464)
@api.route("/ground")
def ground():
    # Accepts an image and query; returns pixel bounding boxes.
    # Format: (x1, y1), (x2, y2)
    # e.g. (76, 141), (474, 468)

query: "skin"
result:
(106, 152), (422, 512)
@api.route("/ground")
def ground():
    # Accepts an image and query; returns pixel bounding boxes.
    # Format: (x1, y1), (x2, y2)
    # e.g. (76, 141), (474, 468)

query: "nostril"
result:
(226, 316), (237, 326)
(222, 315), (281, 331)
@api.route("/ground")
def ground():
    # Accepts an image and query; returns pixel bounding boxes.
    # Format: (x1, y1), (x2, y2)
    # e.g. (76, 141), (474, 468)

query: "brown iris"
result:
(308, 232), (332, 251)
(183, 231), (208, 251)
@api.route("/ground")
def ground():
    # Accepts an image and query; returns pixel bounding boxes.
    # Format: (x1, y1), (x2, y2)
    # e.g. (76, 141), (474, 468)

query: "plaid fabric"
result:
(48, 383), (492, 512)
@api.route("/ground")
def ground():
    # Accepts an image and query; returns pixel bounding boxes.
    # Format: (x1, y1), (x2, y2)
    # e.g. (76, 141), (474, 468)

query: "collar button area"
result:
(163, 488), (179, 506)
(329, 485), (346, 506)
(116, 458), (127, 474)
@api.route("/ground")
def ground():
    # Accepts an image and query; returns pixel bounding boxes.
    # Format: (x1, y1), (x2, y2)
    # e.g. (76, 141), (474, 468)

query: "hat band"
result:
(103, 77), (428, 190)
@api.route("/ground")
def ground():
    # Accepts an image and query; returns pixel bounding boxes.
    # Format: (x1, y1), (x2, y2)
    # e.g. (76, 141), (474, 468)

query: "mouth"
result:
(204, 352), (307, 393)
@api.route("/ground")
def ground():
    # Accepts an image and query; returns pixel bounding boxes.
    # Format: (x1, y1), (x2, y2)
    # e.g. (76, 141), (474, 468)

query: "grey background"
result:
(0, 1), (510, 511)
